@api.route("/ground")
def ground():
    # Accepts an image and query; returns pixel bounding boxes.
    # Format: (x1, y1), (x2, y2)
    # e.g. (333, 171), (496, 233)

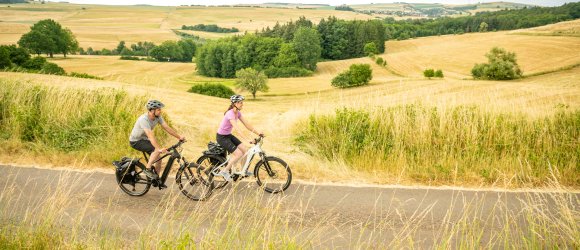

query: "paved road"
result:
(0, 165), (577, 248)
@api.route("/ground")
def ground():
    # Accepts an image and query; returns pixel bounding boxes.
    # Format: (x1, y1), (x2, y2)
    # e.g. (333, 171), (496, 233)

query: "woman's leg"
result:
(223, 147), (243, 173)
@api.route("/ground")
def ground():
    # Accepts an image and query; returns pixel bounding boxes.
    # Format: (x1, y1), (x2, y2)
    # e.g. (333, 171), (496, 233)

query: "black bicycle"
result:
(113, 140), (212, 201)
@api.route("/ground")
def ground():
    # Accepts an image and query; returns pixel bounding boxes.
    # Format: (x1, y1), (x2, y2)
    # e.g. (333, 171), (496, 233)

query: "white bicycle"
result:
(196, 135), (292, 194)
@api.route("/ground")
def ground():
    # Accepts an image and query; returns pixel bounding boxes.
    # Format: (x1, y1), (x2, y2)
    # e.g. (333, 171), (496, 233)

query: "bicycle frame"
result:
(148, 142), (188, 185)
(210, 137), (269, 177)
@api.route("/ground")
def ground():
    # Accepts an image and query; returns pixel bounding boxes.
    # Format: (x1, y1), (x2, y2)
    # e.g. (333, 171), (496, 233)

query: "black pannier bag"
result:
(204, 141), (227, 158)
(113, 157), (137, 184)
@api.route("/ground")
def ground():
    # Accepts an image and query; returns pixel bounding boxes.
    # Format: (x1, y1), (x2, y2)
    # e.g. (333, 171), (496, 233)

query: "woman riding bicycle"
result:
(216, 94), (264, 182)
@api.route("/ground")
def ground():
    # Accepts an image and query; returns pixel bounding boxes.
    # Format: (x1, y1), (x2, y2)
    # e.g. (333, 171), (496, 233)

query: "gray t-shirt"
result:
(129, 113), (165, 142)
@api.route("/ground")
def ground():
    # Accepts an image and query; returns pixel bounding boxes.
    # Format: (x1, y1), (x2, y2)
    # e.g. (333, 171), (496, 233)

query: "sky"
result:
(50, 0), (578, 7)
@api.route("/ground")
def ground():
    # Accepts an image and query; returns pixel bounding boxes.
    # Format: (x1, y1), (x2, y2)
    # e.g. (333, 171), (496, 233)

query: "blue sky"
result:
(51, 1), (577, 7)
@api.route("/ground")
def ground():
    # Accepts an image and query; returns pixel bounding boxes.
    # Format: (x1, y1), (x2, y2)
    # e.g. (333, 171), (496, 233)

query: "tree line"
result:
(182, 24), (239, 33)
(196, 16), (386, 78)
(383, 2), (580, 40)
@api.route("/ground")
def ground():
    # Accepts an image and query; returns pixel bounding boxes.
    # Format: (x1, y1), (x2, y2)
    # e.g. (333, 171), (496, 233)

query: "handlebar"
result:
(167, 140), (186, 152)
(250, 135), (264, 145)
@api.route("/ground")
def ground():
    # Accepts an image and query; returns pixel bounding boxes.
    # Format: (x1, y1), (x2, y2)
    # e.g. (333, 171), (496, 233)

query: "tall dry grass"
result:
(296, 104), (579, 187)
(0, 79), (169, 165)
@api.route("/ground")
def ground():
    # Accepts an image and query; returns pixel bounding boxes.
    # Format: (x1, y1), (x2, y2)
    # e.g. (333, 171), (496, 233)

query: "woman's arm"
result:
(239, 116), (262, 136)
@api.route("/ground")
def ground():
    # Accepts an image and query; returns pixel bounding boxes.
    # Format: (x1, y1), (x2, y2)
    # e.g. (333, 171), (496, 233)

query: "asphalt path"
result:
(0, 165), (577, 248)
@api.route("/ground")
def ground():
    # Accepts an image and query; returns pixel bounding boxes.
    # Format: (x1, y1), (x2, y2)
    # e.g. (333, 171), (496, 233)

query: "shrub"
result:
(364, 42), (379, 56)
(471, 47), (523, 80)
(331, 64), (373, 88)
(22, 56), (47, 70)
(69, 72), (103, 80)
(434, 69), (444, 78)
(423, 68), (435, 78)
(375, 57), (386, 66)
(120, 56), (141, 61)
(0, 47), (11, 69)
(264, 67), (313, 78)
(40, 62), (65, 75)
(188, 83), (235, 98)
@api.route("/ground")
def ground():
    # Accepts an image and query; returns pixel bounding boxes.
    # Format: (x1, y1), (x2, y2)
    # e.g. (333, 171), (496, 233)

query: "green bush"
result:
(434, 69), (444, 78)
(472, 47), (523, 80)
(69, 72), (103, 80)
(40, 62), (65, 75)
(375, 57), (384, 66)
(423, 68), (435, 78)
(22, 56), (47, 70)
(188, 83), (235, 98)
(0, 46), (11, 69)
(264, 67), (313, 78)
(331, 64), (373, 88)
(120, 55), (141, 61)
(364, 42), (379, 56)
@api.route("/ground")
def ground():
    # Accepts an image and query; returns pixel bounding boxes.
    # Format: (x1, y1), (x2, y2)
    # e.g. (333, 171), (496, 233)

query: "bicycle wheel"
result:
(117, 161), (151, 196)
(196, 154), (228, 189)
(176, 162), (213, 201)
(254, 156), (292, 193)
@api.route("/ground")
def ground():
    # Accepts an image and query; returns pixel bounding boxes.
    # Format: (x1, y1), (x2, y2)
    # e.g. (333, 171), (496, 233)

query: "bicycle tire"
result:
(254, 156), (292, 193)
(176, 162), (213, 201)
(196, 154), (228, 189)
(117, 161), (151, 196)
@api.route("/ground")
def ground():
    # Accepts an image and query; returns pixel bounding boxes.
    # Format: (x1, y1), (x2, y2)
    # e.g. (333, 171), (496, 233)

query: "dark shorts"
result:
(216, 133), (241, 154)
(130, 140), (154, 155)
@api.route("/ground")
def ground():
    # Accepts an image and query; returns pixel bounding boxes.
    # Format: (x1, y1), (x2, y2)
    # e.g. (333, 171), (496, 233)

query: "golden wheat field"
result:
(0, 2), (370, 49)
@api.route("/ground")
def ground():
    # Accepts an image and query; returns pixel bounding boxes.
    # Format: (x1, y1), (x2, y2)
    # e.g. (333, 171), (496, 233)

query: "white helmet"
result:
(230, 95), (245, 103)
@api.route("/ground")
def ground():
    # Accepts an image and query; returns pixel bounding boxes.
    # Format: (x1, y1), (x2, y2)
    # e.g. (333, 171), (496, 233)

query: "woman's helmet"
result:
(230, 95), (245, 103)
(146, 100), (165, 110)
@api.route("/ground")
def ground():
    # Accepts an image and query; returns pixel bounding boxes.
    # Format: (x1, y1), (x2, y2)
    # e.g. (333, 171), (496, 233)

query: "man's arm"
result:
(161, 122), (185, 141)
(144, 128), (163, 152)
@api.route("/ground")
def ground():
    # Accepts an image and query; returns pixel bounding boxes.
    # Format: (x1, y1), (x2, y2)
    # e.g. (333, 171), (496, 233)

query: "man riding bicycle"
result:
(129, 100), (185, 186)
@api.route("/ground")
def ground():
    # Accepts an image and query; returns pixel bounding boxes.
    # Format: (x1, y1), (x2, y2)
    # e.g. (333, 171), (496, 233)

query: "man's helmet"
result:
(230, 95), (245, 103)
(146, 100), (165, 110)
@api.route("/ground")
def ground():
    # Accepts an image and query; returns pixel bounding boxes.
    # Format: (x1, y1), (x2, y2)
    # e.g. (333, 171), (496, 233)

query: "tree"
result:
(292, 27), (321, 71)
(471, 47), (523, 80)
(18, 30), (54, 56)
(17, 19), (78, 58)
(59, 28), (78, 57)
(434, 69), (444, 78)
(150, 41), (183, 62)
(0, 46), (11, 69)
(364, 42), (379, 56)
(235, 68), (269, 99)
(178, 39), (196, 62)
(479, 22), (489, 32)
(115, 41), (126, 54)
(273, 43), (300, 68)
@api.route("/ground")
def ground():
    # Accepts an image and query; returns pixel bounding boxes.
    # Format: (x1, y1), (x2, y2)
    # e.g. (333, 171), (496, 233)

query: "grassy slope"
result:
(0, 7), (579, 186)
